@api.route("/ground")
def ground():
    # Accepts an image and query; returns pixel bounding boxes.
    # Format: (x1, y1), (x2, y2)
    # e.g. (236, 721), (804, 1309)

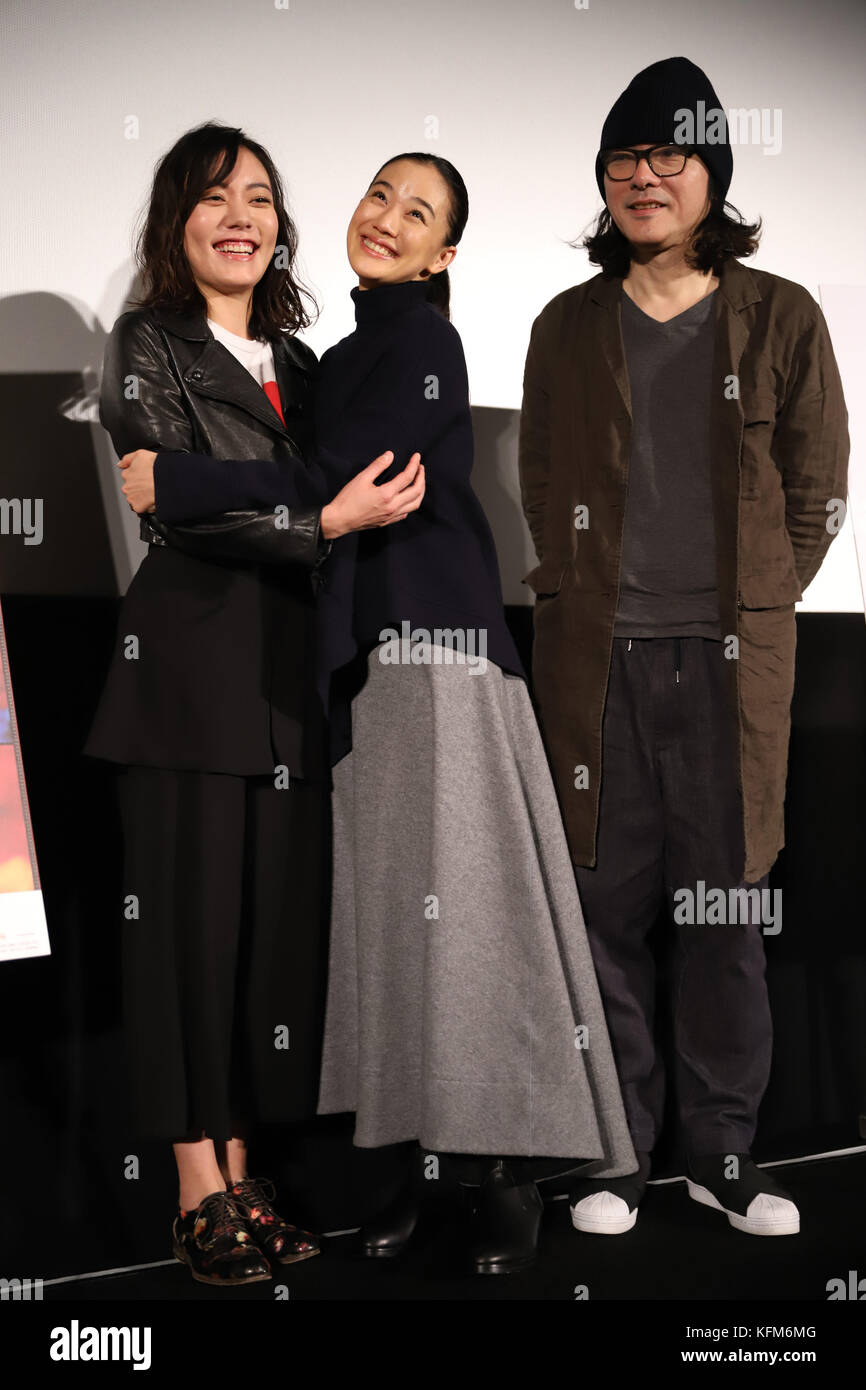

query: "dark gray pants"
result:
(575, 637), (773, 1157)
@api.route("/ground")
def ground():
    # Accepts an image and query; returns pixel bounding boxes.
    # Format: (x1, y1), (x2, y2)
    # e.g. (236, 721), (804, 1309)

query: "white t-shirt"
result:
(207, 318), (283, 421)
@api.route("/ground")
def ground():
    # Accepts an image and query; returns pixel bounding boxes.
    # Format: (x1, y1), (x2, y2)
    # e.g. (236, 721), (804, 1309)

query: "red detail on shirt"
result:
(263, 379), (285, 424)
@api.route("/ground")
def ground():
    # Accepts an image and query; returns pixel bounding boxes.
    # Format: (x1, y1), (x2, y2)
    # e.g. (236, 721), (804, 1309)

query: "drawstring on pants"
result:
(624, 637), (682, 680)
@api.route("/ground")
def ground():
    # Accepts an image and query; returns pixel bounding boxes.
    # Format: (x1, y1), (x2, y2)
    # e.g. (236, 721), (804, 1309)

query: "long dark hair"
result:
(133, 122), (317, 338)
(371, 153), (469, 320)
(581, 176), (761, 277)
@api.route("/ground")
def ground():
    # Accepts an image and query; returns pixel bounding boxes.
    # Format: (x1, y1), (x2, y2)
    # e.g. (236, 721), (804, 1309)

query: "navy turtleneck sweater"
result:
(315, 281), (522, 727)
(153, 278), (523, 762)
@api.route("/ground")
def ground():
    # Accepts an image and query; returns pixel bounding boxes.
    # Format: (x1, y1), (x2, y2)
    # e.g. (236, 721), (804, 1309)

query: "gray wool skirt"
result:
(316, 642), (637, 1178)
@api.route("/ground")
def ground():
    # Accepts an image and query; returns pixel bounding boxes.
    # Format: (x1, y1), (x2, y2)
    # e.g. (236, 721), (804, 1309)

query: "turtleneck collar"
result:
(351, 278), (431, 325)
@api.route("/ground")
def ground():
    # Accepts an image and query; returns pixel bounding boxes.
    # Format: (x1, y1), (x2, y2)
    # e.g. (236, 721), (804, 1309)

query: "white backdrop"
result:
(1, 0), (863, 609)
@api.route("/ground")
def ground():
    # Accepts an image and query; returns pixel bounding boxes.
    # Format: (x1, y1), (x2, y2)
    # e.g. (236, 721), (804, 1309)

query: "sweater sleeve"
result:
(153, 450), (326, 522)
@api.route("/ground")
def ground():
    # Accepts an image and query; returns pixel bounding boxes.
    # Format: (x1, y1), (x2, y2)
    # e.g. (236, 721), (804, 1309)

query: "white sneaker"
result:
(569, 1154), (651, 1235)
(570, 1190), (638, 1235)
(687, 1180), (800, 1236)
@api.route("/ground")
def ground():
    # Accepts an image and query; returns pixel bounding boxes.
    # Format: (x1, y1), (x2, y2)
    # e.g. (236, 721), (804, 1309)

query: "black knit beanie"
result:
(595, 57), (733, 204)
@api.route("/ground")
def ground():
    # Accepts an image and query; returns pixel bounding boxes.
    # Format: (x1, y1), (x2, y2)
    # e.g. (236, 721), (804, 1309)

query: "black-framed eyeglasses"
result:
(600, 144), (696, 180)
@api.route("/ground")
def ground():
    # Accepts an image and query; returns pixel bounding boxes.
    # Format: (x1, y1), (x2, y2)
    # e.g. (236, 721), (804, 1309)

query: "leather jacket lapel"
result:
(185, 337), (294, 438)
(151, 304), (300, 445)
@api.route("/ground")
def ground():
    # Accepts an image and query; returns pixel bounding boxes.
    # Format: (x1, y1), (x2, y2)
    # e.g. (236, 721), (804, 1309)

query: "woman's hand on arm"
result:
(117, 449), (157, 514)
(114, 440), (426, 535)
(320, 452), (425, 539)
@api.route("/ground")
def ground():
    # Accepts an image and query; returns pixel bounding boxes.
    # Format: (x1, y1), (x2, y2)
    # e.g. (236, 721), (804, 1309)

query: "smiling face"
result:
(347, 158), (457, 289)
(183, 145), (279, 303)
(604, 145), (712, 258)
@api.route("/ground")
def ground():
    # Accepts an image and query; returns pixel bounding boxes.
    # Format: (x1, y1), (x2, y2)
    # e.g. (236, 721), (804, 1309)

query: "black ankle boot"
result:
(359, 1184), (422, 1258)
(469, 1161), (543, 1275)
(359, 1146), (448, 1259)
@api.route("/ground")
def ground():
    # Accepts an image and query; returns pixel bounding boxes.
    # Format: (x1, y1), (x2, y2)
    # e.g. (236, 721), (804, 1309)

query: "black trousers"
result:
(116, 766), (329, 1142)
(574, 637), (773, 1157)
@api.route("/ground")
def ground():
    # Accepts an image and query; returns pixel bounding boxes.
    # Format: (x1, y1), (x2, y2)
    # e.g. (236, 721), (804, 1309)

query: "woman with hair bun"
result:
(310, 152), (637, 1275)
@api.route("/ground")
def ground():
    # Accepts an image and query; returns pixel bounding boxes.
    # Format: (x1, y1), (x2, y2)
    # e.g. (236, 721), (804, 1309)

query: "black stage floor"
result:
(41, 1151), (865, 1302)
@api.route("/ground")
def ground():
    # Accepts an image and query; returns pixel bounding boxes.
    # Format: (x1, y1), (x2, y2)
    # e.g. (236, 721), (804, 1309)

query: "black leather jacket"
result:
(101, 304), (326, 565)
(84, 304), (328, 779)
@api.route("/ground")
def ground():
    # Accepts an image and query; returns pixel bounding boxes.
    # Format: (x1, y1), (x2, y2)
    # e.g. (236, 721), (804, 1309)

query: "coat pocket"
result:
(522, 559), (568, 599)
(740, 392), (779, 500)
(738, 567), (801, 610)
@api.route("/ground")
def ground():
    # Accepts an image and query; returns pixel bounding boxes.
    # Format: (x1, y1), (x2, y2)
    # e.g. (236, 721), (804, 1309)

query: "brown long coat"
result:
(518, 258), (849, 883)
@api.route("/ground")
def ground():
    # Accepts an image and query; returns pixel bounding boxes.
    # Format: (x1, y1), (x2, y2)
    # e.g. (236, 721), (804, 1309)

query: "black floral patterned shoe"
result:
(172, 1189), (272, 1286)
(229, 1177), (320, 1265)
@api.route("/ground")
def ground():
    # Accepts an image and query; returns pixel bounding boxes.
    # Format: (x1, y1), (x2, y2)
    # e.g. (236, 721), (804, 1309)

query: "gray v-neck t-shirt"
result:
(613, 286), (722, 639)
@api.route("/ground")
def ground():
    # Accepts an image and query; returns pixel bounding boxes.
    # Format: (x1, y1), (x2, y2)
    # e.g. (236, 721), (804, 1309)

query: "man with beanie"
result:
(519, 57), (849, 1236)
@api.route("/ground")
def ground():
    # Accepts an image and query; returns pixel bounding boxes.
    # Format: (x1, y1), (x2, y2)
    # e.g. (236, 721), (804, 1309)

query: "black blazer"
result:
(84, 304), (327, 779)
